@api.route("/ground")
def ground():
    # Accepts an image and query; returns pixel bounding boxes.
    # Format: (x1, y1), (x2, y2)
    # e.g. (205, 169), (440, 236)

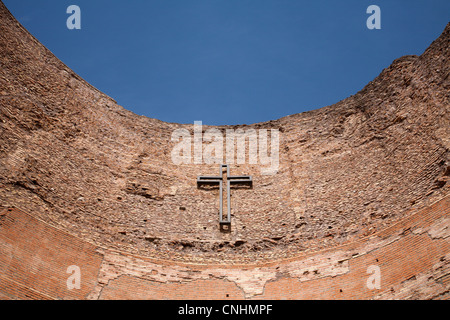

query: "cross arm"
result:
(228, 175), (252, 186)
(197, 176), (222, 185)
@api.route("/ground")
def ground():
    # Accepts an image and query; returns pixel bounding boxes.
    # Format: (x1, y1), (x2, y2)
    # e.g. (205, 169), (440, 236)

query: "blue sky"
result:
(3, 0), (450, 125)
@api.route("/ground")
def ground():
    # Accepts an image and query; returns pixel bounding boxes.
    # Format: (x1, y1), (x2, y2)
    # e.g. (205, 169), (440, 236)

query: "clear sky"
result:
(3, 0), (450, 125)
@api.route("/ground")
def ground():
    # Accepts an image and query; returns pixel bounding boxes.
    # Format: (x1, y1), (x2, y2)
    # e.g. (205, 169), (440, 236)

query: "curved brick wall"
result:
(1, 1), (449, 264)
(0, 2), (449, 299)
(0, 196), (448, 299)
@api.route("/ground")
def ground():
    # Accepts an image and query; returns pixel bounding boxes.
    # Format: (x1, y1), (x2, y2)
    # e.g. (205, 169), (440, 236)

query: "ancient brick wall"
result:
(0, 196), (448, 300)
(0, 1), (449, 264)
(0, 208), (103, 299)
(0, 1), (449, 299)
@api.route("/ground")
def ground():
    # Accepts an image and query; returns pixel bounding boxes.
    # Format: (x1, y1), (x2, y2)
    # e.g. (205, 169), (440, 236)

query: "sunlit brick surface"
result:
(0, 196), (448, 300)
(0, 208), (103, 299)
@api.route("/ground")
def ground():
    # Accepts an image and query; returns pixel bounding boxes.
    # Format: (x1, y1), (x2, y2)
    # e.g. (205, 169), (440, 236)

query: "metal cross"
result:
(197, 164), (252, 231)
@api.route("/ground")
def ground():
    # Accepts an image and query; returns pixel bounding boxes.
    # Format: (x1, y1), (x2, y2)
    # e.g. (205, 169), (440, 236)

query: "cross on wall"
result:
(197, 164), (252, 232)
